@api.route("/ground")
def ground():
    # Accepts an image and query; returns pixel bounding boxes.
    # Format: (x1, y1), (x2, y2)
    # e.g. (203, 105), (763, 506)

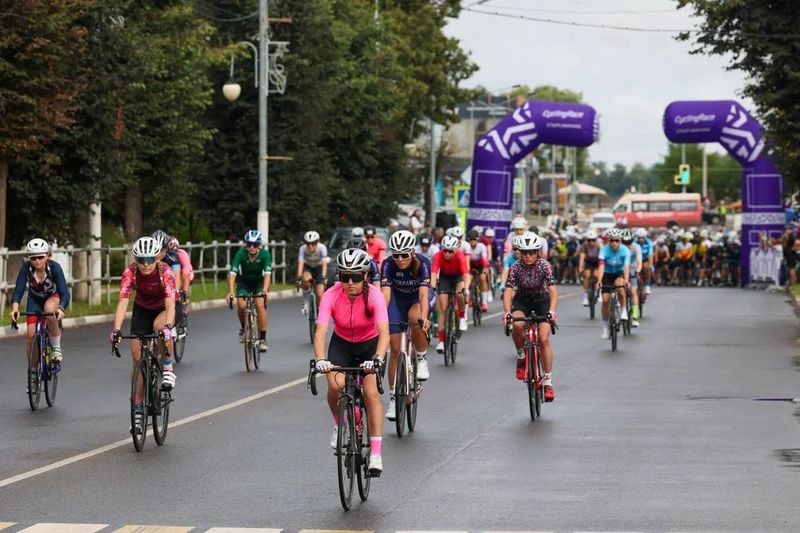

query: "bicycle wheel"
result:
(610, 313), (618, 352)
(174, 315), (187, 364)
(395, 353), (407, 438)
(589, 284), (596, 320)
(252, 313), (261, 370)
(450, 306), (459, 364)
(356, 397), (371, 501)
(130, 357), (148, 452)
(44, 352), (58, 407)
(308, 292), (317, 344)
(27, 337), (42, 411)
(407, 353), (418, 432)
(472, 286), (481, 326)
(535, 346), (544, 415)
(151, 363), (171, 446)
(525, 347), (537, 421)
(244, 310), (255, 372)
(337, 398), (356, 511)
(443, 307), (452, 366)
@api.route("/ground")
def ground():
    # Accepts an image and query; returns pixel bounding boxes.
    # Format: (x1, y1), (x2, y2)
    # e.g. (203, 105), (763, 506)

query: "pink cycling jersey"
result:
(316, 283), (388, 343)
(119, 262), (177, 310)
(175, 249), (194, 282)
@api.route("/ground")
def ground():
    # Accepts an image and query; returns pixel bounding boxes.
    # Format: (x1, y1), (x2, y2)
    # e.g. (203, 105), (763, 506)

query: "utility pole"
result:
(702, 143), (708, 199)
(550, 145), (557, 220)
(428, 117), (437, 229)
(257, 0), (269, 241)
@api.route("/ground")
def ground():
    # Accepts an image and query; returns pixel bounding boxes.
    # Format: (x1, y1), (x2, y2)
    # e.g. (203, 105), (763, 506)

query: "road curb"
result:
(0, 288), (300, 339)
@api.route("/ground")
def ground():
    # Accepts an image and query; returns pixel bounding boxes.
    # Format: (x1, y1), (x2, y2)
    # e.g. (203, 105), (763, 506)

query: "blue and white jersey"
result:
(638, 237), (654, 260)
(503, 252), (517, 270)
(380, 255), (431, 299)
(599, 244), (631, 275)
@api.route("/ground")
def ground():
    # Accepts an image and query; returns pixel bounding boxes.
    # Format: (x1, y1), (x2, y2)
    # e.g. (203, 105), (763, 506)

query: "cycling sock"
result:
(632, 305), (639, 319)
(543, 372), (552, 385)
(163, 362), (173, 372)
(134, 396), (144, 406)
(370, 436), (382, 456)
(482, 291), (489, 303)
(259, 331), (266, 340)
(333, 414), (339, 424)
(438, 330), (445, 341)
(458, 310), (466, 319)
(516, 349), (524, 359)
(50, 335), (61, 349)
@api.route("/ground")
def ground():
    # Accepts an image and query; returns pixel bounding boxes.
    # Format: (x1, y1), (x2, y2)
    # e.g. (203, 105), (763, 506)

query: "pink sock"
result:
(459, 310), (465, 318)
(333, 414), (339, 424)
(370, 436), (382, 456)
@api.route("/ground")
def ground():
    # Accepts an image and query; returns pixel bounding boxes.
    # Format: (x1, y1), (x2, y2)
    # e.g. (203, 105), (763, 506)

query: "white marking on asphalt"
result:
(112, 527), (194, 533)
(0, 377), (308, 489)
(0, 525), (15, 532)
(16, 525), (108, 533)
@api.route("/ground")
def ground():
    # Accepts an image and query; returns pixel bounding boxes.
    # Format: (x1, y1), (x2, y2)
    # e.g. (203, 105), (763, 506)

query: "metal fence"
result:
(0, 240), (287, 314)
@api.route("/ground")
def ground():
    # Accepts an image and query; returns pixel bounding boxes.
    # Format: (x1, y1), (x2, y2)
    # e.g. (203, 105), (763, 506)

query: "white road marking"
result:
(206, 529), (283, 533)
(16, 525), (108, 533)
(111, 527), (194, 533)
(0, 377), (308, 489)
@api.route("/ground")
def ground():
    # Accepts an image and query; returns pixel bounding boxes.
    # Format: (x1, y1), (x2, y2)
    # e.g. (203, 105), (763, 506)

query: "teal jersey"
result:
(230, 248), (272, 282)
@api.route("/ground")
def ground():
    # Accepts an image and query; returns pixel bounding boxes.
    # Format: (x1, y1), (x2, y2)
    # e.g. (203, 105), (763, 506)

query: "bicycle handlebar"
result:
(228, 293), (267, 309)
(307, 359), (385, 396)
(111, 333), (170, 359)
(505, 313), (558, 334)
(10, 311), (58, 331)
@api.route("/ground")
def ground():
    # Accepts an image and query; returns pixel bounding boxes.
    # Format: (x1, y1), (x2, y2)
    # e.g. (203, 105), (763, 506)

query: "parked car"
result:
(326, 226), (390, 285)
(588, 212), (616, 233)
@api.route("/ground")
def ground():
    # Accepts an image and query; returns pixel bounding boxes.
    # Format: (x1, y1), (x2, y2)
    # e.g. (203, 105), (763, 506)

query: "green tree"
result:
(677, 0), (800, 188)
(0, 0), (92, 247)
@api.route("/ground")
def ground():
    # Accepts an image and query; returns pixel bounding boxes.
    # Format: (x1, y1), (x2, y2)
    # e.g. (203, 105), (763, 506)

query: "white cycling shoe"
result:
(368, 455), (383, 475)
(435, 340), (444, 353)
(582, 294), (589, 306)
(459, 317), (468, 331)
(645, 285), (652, 295)
(385, 396), (396, 420)
(161, 368), (176, 390)
(417, 357), (430, 381)
(601, 326), (610, 340)
(620, 308), (629, 321)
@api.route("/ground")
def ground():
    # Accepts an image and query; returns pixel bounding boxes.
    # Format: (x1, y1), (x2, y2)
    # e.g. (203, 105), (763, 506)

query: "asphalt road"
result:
(1, 286), (799, 533)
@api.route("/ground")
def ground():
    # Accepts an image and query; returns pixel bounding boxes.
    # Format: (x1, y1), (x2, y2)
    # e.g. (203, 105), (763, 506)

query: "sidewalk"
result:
(0, 288), (300, 339)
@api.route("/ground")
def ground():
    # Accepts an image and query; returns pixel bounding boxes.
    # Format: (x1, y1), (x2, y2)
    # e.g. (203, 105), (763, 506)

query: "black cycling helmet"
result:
(466, 229), (480, 240)
(419, 233), (433, 246)
(346, 237), (368, 251)
(528, 225), (540, 234)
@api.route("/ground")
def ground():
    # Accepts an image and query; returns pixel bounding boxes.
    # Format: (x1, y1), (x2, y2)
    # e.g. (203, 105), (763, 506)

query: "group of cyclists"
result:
(7, 216), (741, 480)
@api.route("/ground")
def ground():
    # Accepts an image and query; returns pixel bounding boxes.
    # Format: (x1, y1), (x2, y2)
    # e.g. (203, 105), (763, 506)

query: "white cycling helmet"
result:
(699, 229), (709, 238)
(440, 235), (460, 251)
(484, 228), (495, 238)
(606, 227), (623, 239)
(511, 216), (527, 230)
(585, 230), (598, 240)
(244, 229), (263, 244)
(151, 229), (169, 249)
(683, 231), (694, 240)
(635, 228), (648, 238)
(351, 227), (365, 238)
(335, 248), (371, 273)
(304, 230), (320, 244)
(26, 238), (50, 255)
(389, 230), (415, 253)
(446, 226), (465, 239)
(132, 236), (161, 258)
(517, 231), (543, 251)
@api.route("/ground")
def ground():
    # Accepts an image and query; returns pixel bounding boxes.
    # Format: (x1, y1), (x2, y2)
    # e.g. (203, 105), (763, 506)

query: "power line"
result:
(461, 6), (694, 33)
(478, 4), (678, 16)
(194, 2), (257, 22)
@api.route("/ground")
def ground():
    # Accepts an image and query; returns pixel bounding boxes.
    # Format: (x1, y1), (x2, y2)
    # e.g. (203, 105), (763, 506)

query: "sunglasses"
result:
(29, 255), (46, 262)
(340, 272), (364, 284)
(392, 253), (411, 260)
(246, 243), (260, 248)
(366, 235), (375, 239)
(136, 256), (157, 265)
(520, 250), (537, 256)
(442, 250), (455, 254)
(609, 239), (621, 243)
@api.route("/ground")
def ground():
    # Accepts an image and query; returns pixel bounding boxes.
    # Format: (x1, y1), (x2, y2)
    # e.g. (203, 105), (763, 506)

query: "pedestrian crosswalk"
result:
(0, 525), (729, 533)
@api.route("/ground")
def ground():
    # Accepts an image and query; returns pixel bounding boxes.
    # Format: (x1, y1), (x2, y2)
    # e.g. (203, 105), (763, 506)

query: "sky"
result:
(445, 0), (750, 169)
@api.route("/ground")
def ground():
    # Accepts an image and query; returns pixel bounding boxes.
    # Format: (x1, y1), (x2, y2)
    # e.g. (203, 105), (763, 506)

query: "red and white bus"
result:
(612, 192), (702, 228)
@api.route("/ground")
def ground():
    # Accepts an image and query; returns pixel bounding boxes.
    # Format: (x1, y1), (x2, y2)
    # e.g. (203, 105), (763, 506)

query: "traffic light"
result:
(678, 164), (690, 185)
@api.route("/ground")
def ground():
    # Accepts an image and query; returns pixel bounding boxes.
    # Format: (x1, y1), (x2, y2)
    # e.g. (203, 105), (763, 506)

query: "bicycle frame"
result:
(389, 320), (425, 437)
(508, 313), (557, 421)
(13, 312), (59, 411)
(437, 288), (461, 366)
(230, 294), (266, 371)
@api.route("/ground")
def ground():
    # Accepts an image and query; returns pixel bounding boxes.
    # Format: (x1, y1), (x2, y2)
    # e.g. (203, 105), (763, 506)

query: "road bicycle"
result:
(507, 312), (557, 421)
(229, 294), (266, 372)
(584, 270), (599, 319)
(308, 360), (384, 511)
(173, 289), (189, 363)
(438, 288), (461, 366)
(637, 274), (648, 318)
(623, 283), (633, 336)
(12, 311), (60, 411)
(112, 333), (172, 452)
(603, 284), (622, 352)
(469, 270), (482, 326)
(298, 280), (320, 344)
(389, 320), (425, 438)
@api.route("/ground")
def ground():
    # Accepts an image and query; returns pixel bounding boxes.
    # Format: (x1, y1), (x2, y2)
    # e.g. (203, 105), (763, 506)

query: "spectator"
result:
(782, 225), (797, 286)
(409, 208), (423, 234)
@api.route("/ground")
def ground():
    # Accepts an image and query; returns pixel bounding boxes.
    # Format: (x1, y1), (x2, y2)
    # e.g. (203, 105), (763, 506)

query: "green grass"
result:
(790, 284), (800, 299)
(1, 279), (293, 327)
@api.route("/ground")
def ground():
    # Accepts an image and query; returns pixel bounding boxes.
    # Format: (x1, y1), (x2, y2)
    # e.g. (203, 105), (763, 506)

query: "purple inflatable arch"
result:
(663, 100), (784, 285)
(468, 100), (599, 239)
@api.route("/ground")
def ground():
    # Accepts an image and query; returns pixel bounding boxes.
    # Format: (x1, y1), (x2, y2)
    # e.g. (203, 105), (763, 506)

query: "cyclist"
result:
(694, 229), (711, 287)
(415, 233), (439, 261)
(110, 236), (177, 430)
(227, 230), (272, 352)
(504, 216), (528, 254)
(622, 229), (642, 327)
(365, 226), (387, 266)
(466, 229), (490, 312)
(10, 238), (70, 364)
(578, 230), (601, 306)
(596, 227), (631, 340)
(564, 232), (580, 285)
(152, 230), (184, 323)
(431, 235), (469, 351)
(502, 232), (558, 402)
(673, 232), (695, 285)
(296, 230), (329, 315)
(654, 235), (671, 286)
(500, 235), (522, 292)
(343, 237), (380, 285)
(635, 228), (654, 295)
(314, 248), (389, 475)
(446, 226), (473, 299)
(167, 235), (194, 296)
(381, 230), (432, 419)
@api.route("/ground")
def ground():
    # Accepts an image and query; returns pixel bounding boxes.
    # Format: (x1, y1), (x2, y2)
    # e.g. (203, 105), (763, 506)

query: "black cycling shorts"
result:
(327, 333), (379, 368)
(511, 295), (550, 318)
(130, 304), (164, 336)
(601, 272), (624, 294)
(303, 264), (325, 284)
(437, 275), (463, 294)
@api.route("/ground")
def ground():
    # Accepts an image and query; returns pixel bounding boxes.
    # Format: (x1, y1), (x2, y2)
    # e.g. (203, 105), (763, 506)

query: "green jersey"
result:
(230, 247), (272, 282)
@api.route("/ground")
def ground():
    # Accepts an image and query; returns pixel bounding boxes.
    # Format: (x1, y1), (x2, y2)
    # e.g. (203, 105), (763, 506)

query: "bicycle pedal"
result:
(367, 469), (382, 478)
